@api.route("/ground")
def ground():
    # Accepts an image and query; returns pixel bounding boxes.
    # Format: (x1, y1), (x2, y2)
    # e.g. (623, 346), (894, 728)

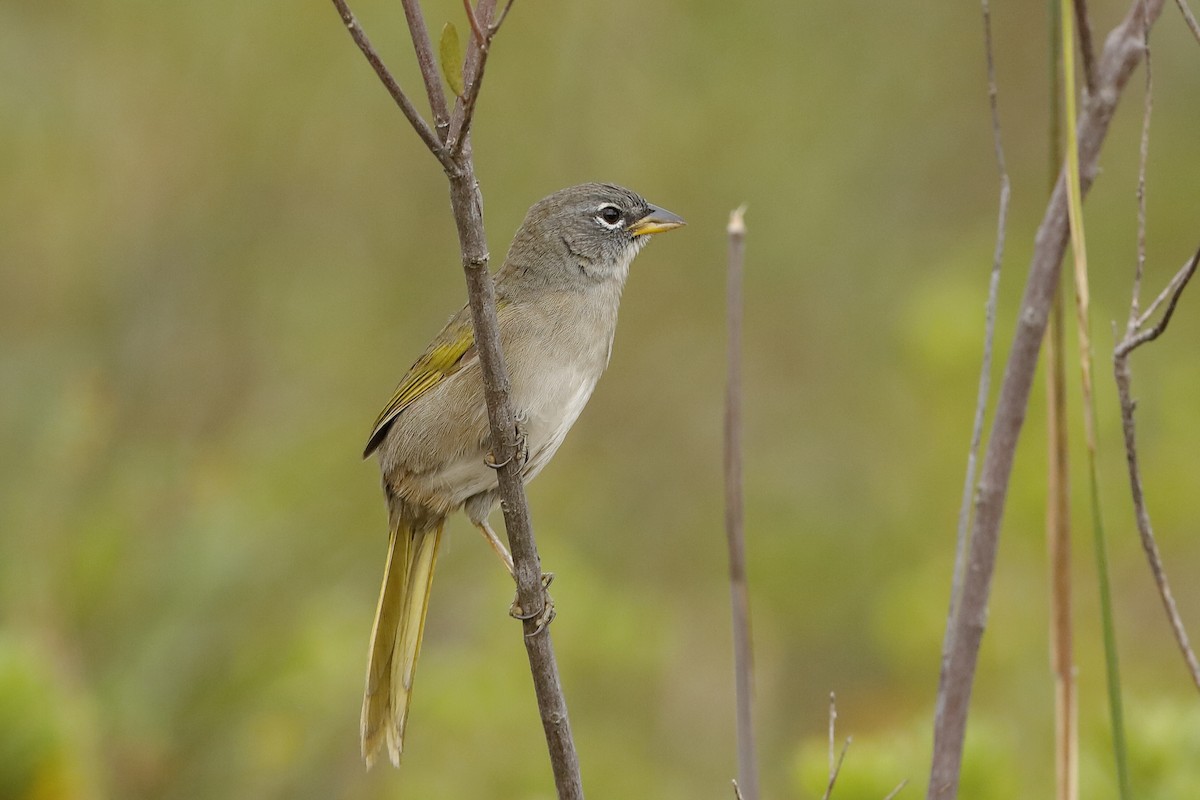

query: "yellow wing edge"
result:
(362, 327), (476, 458)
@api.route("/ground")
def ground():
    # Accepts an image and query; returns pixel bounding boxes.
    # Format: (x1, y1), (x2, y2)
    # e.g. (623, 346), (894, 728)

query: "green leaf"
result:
(439, 22), (465, 98)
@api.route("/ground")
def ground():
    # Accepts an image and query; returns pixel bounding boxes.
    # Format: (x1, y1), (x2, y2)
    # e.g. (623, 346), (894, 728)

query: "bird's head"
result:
(505, 183), (685, 286)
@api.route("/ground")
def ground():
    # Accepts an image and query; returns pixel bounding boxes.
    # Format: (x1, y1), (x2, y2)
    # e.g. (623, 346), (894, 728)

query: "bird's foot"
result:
(514, 411), (529, 468)
(484, 411), (529, 470)
(509, 572), (555, 636)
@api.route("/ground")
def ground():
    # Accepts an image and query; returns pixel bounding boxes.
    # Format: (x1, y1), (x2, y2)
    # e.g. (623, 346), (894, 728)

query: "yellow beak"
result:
(628, 204), (686, 237)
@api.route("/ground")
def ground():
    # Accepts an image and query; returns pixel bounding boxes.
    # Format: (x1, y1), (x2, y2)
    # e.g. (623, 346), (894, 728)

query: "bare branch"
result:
(937, 0), (1010, 714)
(821, 736), (852, 800)
(494, 0), (518, 32)
(463, 0), (487, 46)
(1074, 0), (1099, 93)
(330, 0), (457, 174)
(1174, 0), (1200, 45)
(883, 780), (910, 800)
(448, 0), (500, 157)
(1113, 246), (1200, 693)
(1128, 9), (1153, 331)
(399, 0), (451, 139)
(1135, 262), (1190, 328)
(928, 2), (1166, 798)
(725, 205), (758, 800)
(827, 691), (837, 781)
(1118, 248), (1200, 356)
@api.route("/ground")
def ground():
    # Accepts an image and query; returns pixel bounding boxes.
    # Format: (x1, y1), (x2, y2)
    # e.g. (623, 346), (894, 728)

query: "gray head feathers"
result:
(498, 183), (664, 288)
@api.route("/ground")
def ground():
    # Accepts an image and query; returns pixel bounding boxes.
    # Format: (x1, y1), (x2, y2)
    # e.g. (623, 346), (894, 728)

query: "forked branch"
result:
(1113, 245), (1200, 694)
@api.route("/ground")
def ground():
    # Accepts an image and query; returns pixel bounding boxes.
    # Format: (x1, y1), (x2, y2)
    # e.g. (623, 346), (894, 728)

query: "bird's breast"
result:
(513, 361), (600, 480)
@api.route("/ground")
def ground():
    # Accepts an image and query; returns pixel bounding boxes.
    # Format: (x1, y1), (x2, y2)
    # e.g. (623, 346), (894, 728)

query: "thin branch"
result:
(494, 0), (517, 32)
(1174, 0), (1200, 45)
(1113, 245), (1200, 693)
(927, 2), (1166, 798)
(1118, 248), (1200, 356)
(1135, 262), (1192, 329)
(827, 692), (837, 782)
(1073, 0), (1099, 93)
(330, 0), (457, 174)
(820, 692), (852, 800)
(463, 0), (487, 46)
(451, 170), (585, 799)
(938, 0), (1010, 713)
(725, 206), (758, 800)
(448, 0), (506, 157)
(821, 738), (852, 800)
(1129, 12), (1153, 330)
(399, 0), (451, 139)
(883, 780), (910, 800)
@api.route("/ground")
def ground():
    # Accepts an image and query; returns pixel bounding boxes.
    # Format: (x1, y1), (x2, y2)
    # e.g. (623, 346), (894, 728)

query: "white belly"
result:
(518, 366), (597, 482)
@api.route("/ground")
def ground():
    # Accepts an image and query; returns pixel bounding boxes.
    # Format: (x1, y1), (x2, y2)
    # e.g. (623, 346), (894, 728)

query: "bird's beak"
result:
(628, 204), (686, 237)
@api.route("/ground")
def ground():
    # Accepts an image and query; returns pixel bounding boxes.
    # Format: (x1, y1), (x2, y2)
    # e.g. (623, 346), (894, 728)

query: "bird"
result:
(359, 182), (684, 768)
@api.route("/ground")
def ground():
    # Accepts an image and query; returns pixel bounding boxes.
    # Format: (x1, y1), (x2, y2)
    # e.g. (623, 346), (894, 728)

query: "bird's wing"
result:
(363, 307), (479, 458)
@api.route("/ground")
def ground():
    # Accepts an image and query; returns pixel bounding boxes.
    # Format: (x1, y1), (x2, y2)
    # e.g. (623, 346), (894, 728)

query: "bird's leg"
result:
(475, 519), (555, 634)
(474, 519), (514, 576)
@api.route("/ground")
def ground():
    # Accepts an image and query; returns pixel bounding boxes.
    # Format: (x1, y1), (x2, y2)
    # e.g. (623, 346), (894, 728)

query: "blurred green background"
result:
(3, 0), (1200, 797)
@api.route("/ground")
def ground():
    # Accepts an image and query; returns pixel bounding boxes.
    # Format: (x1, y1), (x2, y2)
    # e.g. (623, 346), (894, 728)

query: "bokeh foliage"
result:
(2, 0), (1199, 797)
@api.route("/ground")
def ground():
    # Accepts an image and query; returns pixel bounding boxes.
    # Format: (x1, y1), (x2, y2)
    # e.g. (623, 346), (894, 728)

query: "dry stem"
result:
(939, 0), (1009, 708)
(928, 2), (1165, 798)
(1173, 0), (1200, 44)
(725, 206), (758, 800)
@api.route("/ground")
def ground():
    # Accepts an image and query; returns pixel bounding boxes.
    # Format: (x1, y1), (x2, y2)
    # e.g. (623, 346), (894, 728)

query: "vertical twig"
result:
(725, 206), (758, 800)
(819, 693), (853, 800)
(827, 691), (837, 781)
(1073, 0), (1099, 93)
(928, 3), (1165, 798)
(462, 0), (487, 46)
(399, 0), (451, 138)
(1131, 2), (1154, 326)
(933, 0), (1009, 776)
(447, 0), (510, 156)
(331, 2), (585, 796)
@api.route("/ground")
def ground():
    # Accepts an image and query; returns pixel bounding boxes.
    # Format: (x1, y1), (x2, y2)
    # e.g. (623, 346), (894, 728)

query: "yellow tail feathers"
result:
(361, 520), (444, 768)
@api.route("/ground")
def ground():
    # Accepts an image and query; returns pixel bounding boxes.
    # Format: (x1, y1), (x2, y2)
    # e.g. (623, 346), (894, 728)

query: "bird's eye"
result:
(596, 204), (623, 228)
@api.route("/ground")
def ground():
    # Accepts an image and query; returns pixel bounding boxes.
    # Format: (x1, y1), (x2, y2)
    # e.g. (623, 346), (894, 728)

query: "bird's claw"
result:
(509, 572), (555, 636)
(514, 411), (529, 468)
(485, 412), (529, 470)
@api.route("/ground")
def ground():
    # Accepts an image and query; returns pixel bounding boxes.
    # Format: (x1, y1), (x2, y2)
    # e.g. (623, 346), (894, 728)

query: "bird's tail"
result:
(360, 518), (444, 768)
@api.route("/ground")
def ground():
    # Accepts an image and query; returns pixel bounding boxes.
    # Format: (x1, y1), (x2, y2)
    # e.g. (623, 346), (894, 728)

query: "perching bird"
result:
(360, 183), (684, 767)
